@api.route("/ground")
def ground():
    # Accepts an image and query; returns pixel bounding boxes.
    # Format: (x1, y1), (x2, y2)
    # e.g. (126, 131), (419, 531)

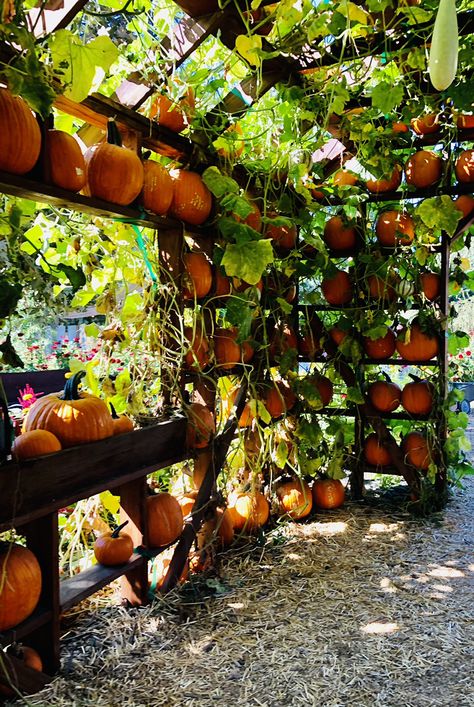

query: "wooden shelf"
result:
(363, 464), (405, 476)
(0, 606), (53, 646)
(315, 181), (474, 207)
(361, 358), (438, 366)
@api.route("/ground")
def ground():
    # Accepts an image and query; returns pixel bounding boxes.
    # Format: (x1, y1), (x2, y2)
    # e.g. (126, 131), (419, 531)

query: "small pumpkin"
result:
(227, 490), (269, 531)
(364, 433), (392, 466)
(456, 114), (474, 129)
(22, 371), (114, 448)
(329, 326), (348, 347)
(323, 215), (358, 252)
(215, 268), (232, 297)
(366, 165), (402, 193)
(186, 402), (215, 449)
(405, 150), (443, 189)
(396, 323), (439, 361)
(12, 429), (61, 461)
(401, 379), (434, 415)
(299, 327), (322, 358)
(1, 645), (43, 697)
(198, 507), (234, 548)
(264, 380), (296, 418)
(147, 492), (184, 547)
(276, 478), (312, 519)
(182, 252), (212, 300)
(312, 478), (345, 510)
(110, 404), (134, 436)
(375, 210), (415, 247)
(454, 194), (474, 218)
(321, 269), (353, 305)
(85, 119), (144, 205)
(233, 197), (262, 233)
(265, 213), (297, 251)
(305, 374), (333, 408)
(268, 322), (298, 362)
(0, 87), (41, 175)
(176, 490), (197, 518)
(420, 272), (441, 301)
(149, 87), (194, 133)
(140, 159), (174, 215)
(169, 169), (212, 225)
(367, 273), (399, 302)
(333, 169), (358, 186)
(0, 543), (42, 631)
(368, 381), (401, 413)
(454, 150), (474, 183)
(214, 327), (242, 370)
(151, 552), (189, 592)
(46, 128), (86, 192)
(402, 432), (432, 470)
(183, 325), (210, 370)
(410, 113), (440, 135)
(363, 328), (396, 360)
(94, 520), (134, 566)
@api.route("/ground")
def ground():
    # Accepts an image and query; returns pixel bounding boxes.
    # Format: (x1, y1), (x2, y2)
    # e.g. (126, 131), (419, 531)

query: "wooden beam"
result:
(27, 0), (88, 38)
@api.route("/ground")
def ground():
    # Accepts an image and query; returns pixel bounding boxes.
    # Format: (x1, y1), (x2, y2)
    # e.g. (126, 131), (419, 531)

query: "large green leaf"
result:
(221, 239), (274, 285)
(416, 196), (461, 237)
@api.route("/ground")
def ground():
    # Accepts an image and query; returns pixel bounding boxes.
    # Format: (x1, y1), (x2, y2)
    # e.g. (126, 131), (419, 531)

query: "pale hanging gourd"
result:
(428, 0), (458, 91)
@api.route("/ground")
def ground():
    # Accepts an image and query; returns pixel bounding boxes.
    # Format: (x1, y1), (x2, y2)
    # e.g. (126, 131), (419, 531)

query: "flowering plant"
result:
(449, 350), (474, 381)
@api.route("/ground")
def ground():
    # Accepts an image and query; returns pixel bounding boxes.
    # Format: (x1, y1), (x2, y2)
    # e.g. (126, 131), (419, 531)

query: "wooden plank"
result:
(1, 370), (67, 404)
(60, 554), (146, 611)
(118, 480), (149, 606)
(0, 418), (188, 531)
(0, 607), (52, 647)
(0, 652), (51, 697)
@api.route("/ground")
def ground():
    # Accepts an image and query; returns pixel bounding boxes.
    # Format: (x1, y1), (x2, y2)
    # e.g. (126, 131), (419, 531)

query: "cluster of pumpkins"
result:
(0, 87), (212, 226)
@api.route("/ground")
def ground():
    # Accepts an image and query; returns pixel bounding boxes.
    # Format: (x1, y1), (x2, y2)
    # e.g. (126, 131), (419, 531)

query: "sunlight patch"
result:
(428, 566), (464, 579)
(369, 522), (400, 533)
(361, 621), (399, 634)
(316, 521), (347, 536)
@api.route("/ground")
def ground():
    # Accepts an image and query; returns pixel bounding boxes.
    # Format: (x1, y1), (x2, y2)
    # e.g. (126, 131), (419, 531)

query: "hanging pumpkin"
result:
(329, 326), (348, 347)
(0, 87), (41, 175)
(401, 379), (434, 415)
(420, 272), (441, 301)
(454, 194), (474, 218)
(46, 127), (86, 192)
(305, 374), (334, 408)
(321, 269), (353, 305)
(299, 325), (322, 358)
(233, 197), (262, 232)
(363, 328), (396, 360)
(265, 213), (297, 251)
(367, 273), (399, 302)
(85, 119), (144, 205)
(312, 478), (345, 509)
(110, 404), (134, 436)
(215, 267), (232, 297)
(149, 86), (194, 133)
(364, 433), (392, 466)
(186, 402), (215, 449)
(147, 492), (183, 547)
(22, 371), (114, 448)
(214, 327), (242, 370)
(0, 543), (42, 631)
(410, 113), (440, 135)
(375, 210), (415, 247)
(396, 323), (439, 361)
(428, 0), (458, 91)
(368, 381), (401, 413)
(264, 381), (296, 418)
(333, 169), (358, 186)
(140, 159), (174, 215)
(268, 322), (298, 362)
(12, 429), (62, 461)
(366, 165), (402, 193)
(276, 478), (312, 519)
(169, 169), (212, 225)
(227, 490), (269, 531)
(323, 215), (358, 252)
(182, 252), (212, 300)
(94, 520), (134, 566)
(405, 150), (443, 189)
(454, 150), (474, 183)
(183, 325), (210, 370)
(402, 432), (432, 470)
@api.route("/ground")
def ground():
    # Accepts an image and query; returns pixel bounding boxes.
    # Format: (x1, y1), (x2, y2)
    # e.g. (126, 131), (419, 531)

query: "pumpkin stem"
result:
(111, 520), (129, 538)
(62, 370), (86, 401)
(142, 150), (151, 161)
(408, 373), (422, 383)
(382, 371), (392, 383)
(106, 118), (122, 148)
(110, 403), (119, 420)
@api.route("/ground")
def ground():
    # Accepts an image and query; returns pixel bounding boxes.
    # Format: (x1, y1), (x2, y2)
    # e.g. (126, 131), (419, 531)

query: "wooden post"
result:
(118, 478), (149, 606)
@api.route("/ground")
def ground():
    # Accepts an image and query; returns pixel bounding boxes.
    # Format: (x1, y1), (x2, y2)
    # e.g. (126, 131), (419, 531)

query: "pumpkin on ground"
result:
(170, 169), (212, 225)
(198, 507), (234, 549)
(0, 543), (42, 631)
(151, 552), (189, 592)
(94, 520), (134, 566)
(276, 478), (313, 519)
(46, 129), (86, 192)
(12, 429), (62, 461)
(364, 433), (392, 466)
(22, 371), (114, 448)
(312, 478), (345, 509)
(401, 380), (434, 415)
(85, 119), (144, 205)
(147, 492), (183, 547)
(140, 159), (174, 215)
(396, 323), (439, 361)
(0, 87), (41, 175)
(402, 432), (432, 470)
(227, 490), (269, 531)
(1, 645), (43, 697)
(186, 402), (215, 448)
(368, 381), (401, 413)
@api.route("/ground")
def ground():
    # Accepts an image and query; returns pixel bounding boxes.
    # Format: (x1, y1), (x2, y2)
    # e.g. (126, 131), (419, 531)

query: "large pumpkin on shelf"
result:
(402, 432), (432, 470)
(140, 159), (174, 215)
(401, 380), (434, 415)
(410, 113), (440, 135)
(12, 429), (61, 461)
(454, 150), (474, 183)
(420, 272), (441, 301)
(363, 328), (396, 360)
(169, 169), (212, 225)
(182, 252), (212, 300)
(46, 129), (86, 192)
(147, 492), (183, 547)
(375, 210), (415, 247)
(366, 165), (402, 194)
(227, 489), (269, 531)
(364, 433), (392, 466)
(0, 87), (41, 175)
(396, 323), (439, 361)
(186, 402), (215, 449)
(276, 478), (312, 519)
(0, 543), (42, 631)
(214, 327), (242, 370)
(321, 269), (353, 305)
(323, 215), (358, 252)
(312, 478), (345, 509)
(22, 371), (114, 448)
(404, 150), (443, 189)
(368, 381), (401, 413)
(85, 119), (144, 205)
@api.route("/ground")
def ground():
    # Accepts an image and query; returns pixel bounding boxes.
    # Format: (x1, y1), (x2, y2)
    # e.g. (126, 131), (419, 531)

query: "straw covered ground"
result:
(13, 478), (474, 707)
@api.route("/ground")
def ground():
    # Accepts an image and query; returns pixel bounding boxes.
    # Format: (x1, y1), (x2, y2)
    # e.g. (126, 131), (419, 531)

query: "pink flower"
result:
(459, 354), (464, 359)
(18, 384), (44, 409)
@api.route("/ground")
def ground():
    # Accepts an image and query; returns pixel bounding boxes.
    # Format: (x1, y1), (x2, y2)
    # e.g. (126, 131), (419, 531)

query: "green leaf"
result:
(121, 292), (143, 322)
(56, 264), (86, 291)
(84, 323), (100, 338)
(235, 34), (262, 67)
(371, 82), (404, 114)
(221, 239), (274, 285)
(416, 196), (461, 237)
(99, 490), (120, 517)
(202, 167), (240, 198)
(346, 386), (365, 404)
(274, 440), (289, 469)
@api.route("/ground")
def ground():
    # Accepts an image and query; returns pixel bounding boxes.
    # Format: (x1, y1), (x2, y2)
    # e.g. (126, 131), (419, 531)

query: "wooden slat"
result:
(1, 369), (67, 404)
(27, 0), (88, 37)
(0, 607), (53, 646)
(0, 418), (188, 531)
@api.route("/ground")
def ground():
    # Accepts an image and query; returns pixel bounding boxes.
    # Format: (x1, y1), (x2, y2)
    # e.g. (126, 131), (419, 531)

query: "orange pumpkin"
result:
(182, 252), (212, 300)
(401, 380), (434, 415)
(23, 371), (114, 448)
(312, 478), (345, 509)
(234, 198), (262, 233)
(0, 543), (42, 631)
(140, 160), (174, 215)
(169, 169), (212, 225)
(264, 380), (296, 418)
(366, 165), (402, 193)
(227, 490), (269, 531)
(85, 119), (144, 205)
(333, 169), (358, 186)
(375, 210), (415, 247)
(183, 325), (210, 370)
(198, 507), (234, 548)
(110, 404), (134, 436)
(12, 429), (61, 461)
(268, 322), (298, 362)
(329, 326), (348, 346)
(368, 381), (401, 413)
(363, 329), (396, 360)
(323, 215), (358, 252)
(193, 448), (212, 489)
(420, 272), (441, 301)
(367, 273), (398, 302)
(214, 327), (242, 369)
(321, 269), (353, 305)
(456, 114), (474, 129)
(186, 402), (215, 449)
(396, 323), (439, 361)
(176, 490), (198, 518)
(149, 87), (194, 133)
(265, 213), (297, 251)
(364, 433), (392, 466)
(147, 492), (183, 547)
(276, 478), (313, 519)
(94, 520), (134, 566)
(405, 150), (443, 189)
(454, 150), (474, 183)
(306, 374), (333, 407)
(1, 645), (43, 696)
(151, 553), (189, 592)
(46, 129), (86, 192)
(410, 113), (440, 135)
(454, 194), (474, 218)
(402, 432), (431, 470)
(0, 87), (41, 175)
(298, 327), (322, 358)
(215, 268), (232, 297)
